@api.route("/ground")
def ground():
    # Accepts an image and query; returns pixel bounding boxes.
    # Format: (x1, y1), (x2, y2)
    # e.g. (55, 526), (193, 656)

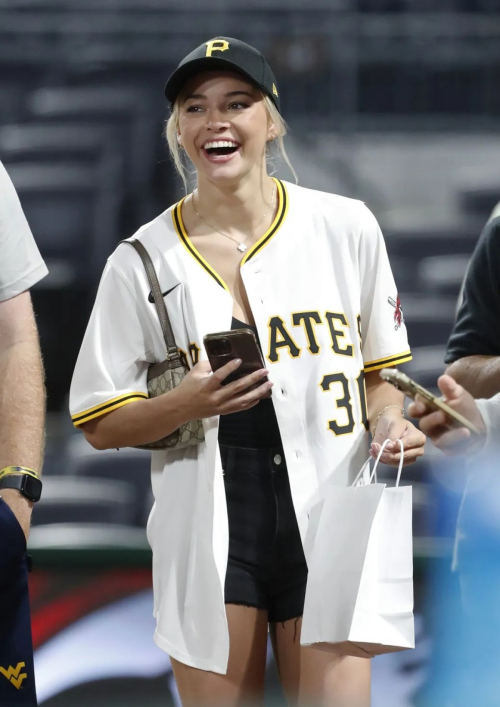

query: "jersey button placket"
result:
(241, 261), (263, 306)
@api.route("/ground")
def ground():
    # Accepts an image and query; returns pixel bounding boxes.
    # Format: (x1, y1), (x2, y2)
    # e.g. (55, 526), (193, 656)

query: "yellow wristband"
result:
(0, 466), (39, 481)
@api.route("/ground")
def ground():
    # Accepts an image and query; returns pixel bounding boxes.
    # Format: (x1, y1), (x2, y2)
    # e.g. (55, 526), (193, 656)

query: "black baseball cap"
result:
(164, 37), (281, 112)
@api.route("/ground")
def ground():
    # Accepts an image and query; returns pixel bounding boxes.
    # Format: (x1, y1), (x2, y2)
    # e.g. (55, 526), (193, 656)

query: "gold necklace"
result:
(192, 182), (276, 253)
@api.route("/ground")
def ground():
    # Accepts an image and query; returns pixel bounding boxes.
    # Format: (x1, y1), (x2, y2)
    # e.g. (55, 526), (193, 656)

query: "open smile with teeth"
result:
(203, 140), (240, 161)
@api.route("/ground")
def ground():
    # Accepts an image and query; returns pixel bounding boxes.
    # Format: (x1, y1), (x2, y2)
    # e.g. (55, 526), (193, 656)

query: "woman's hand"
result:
(177, 359), (273, 422)
(370, 411), (426, 466)
(407, 374), (486, 456)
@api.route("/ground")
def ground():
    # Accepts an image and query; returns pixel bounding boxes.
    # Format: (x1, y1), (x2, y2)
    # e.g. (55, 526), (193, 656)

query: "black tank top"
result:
(218, 317), (282, 448)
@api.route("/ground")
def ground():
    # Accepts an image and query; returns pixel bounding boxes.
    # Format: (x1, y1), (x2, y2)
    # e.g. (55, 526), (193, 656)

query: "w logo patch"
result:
(0, 662), (27, 690)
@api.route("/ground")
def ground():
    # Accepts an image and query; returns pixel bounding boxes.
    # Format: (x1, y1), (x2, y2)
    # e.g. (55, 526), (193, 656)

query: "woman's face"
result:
(177, 71), (273, 186)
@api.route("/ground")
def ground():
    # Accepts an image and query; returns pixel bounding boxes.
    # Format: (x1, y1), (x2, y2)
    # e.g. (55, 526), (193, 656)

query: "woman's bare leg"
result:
(271, 617), (371, 707)
(171, 605), (268, 707)
(298, 647), (371, 707)
(270, 616), (302, 705)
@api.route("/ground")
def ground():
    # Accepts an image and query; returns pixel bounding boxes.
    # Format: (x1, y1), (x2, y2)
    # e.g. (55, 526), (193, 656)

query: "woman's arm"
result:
(366, 370), (404, 432)
(81, 386), (188, 450)
(81, 359), (272, 450)
(365, 368), (426, 466)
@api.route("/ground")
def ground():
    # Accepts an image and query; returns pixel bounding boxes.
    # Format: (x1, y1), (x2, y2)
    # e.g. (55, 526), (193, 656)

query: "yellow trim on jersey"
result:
(171, 178), (288, 288)
(364, 350), (413, 373)
(240, 179), (288, 265)
(71, 392), (148, 427)
(173, 199), (230, 292)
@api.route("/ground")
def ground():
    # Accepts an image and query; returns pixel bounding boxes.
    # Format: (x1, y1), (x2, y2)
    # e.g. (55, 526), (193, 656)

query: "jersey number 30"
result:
(320, 371), (369, 436)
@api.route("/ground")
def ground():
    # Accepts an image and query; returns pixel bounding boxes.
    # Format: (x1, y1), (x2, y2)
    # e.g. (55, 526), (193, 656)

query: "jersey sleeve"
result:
(357, 205), (412, 373)
(445, 217), (500, 364)
(0, 162), (48, 300)
(69, 260), (154, 427)
(475, 394), (500, 456)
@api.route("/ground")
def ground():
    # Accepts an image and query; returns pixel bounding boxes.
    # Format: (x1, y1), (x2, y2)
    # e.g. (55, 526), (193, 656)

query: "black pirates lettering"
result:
(267, 316), (301, 363)
(325, 312), (354, 357)
(292, 312), (322, 355)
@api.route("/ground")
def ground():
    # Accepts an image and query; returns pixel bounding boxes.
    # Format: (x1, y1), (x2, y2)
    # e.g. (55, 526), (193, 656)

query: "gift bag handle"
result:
(370, 438), (404, 487)
(352, 438), (404, 487)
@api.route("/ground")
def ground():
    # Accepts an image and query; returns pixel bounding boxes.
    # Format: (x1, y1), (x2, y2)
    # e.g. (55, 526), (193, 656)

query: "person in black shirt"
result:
(445, 217), (500, 399)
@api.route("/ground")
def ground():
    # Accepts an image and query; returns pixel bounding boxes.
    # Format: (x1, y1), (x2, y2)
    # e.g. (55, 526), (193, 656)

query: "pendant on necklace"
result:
(237, 243), (248, 252)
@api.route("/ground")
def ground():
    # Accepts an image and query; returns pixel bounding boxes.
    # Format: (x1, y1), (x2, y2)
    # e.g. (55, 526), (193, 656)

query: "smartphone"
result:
(203, 328), (268, 388)
(379, 368), (482, 435)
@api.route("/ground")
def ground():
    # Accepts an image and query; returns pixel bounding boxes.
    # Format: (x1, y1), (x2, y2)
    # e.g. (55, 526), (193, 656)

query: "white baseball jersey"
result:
(70, 179), (411, 673)
(0, 161), (48, 300)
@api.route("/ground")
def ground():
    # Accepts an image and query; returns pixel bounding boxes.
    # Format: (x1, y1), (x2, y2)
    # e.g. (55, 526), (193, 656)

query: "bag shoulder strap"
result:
(120, 239), (179, 360)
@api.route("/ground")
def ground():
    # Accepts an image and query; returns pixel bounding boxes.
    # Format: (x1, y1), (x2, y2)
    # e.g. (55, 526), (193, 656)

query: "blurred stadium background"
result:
(2, 0), (499, 704)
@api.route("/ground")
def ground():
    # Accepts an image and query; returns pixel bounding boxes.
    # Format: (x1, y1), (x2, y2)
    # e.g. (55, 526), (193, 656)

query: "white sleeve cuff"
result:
(474, 395), (500, 455)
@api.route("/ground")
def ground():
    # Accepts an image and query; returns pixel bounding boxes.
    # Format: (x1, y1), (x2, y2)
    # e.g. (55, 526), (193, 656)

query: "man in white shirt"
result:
(0, 161), (47, 705)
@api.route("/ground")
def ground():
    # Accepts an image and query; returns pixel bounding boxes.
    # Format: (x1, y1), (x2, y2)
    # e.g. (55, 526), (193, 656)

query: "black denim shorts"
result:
(220, 444), (308, 624)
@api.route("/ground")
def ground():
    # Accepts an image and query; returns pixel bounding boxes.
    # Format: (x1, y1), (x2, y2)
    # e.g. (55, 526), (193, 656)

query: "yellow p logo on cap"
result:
(205, 40), (229, 57)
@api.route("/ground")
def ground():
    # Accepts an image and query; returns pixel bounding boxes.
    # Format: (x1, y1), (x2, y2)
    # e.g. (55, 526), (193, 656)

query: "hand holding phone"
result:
(204, 328), (268, 390)
(176, 354), (272, 422)
(379, 368), (483, 435)
(161, 327), (272, 422)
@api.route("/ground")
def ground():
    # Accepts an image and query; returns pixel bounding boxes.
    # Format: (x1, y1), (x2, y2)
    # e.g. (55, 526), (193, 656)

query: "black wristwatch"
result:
(0, 474), (42, 503)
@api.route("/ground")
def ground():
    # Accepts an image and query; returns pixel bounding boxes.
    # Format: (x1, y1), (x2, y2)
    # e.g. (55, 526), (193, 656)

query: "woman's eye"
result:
(186, 105), (203, 113)
(228, 102), (249, 110)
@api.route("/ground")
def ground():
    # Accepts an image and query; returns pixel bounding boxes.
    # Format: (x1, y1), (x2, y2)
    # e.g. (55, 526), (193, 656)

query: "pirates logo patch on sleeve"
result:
(388, 294), (404, 330)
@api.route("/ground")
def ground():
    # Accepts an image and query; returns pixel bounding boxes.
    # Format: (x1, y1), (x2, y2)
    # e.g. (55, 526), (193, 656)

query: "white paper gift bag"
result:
(301, 439), (414, 658)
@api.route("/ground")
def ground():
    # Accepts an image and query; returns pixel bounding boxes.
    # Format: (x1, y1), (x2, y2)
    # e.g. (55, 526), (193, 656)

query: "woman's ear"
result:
(177, 133), (183, 146)
(267, 117), (277, 141)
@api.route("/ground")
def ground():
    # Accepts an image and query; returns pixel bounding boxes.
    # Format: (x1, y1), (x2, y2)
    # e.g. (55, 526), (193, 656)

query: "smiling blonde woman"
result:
(70, 37), (426, 707)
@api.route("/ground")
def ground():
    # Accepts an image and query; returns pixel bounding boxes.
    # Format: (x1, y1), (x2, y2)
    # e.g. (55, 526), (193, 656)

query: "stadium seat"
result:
(0, 85), (24, 125)
(399, 295), (457, 348)
(65, 436), (152, 527)
(31, 477), (137, 526)
(0, 123), (123, 174)
(0, 12), (57, 96)
(26, 86), (159, 228)
(417, 254), (470, 296)
(66, 42), (168, 104)
(0, 126), (124, 273)
(385, 228), (479, 262)
(460, 186), (500, 221)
